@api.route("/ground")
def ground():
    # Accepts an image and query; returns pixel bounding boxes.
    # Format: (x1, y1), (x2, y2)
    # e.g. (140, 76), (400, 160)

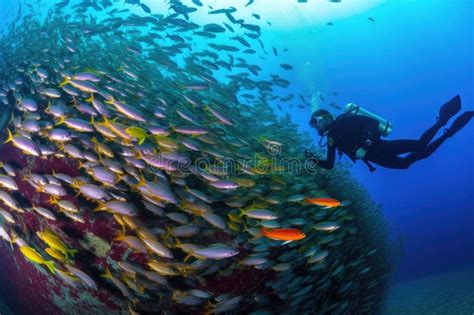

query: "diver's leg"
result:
(368, 109), (472, 169)
(366, 146), (411, 169)
(418, 121), (445, 146)
(376, 119), (445, 155)
(401, 133), (450, 166)
(407, 95), (463, 146)
(381, 95), (463, 155)
(376, 139), (421, 155)
(399, 111), (474, 167)
(368, 138), (438, 169)
(368, 145), (439, 169)
(368, 153), (411, 169)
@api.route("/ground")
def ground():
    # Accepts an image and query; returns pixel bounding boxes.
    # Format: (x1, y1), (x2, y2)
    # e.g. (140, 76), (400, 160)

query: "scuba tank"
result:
(344, 103), (393, 137)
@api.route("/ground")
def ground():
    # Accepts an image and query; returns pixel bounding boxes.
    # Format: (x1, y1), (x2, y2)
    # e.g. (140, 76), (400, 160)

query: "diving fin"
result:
(445, 111), (474, 137)
(438, 95), (462, 126)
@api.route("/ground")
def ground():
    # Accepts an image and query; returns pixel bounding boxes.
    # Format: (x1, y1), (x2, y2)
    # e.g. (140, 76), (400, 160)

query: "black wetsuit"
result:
(315, 114), (449, 170)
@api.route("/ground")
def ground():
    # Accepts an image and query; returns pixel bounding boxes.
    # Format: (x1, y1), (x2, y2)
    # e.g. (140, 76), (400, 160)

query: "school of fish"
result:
(0, 0), (397, 314)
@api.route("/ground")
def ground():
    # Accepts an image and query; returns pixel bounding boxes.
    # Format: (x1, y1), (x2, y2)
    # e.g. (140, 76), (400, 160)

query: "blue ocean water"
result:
(315, 1), (473, 283)
(262, 0), (474, 284)
(0, 0), (472, 313)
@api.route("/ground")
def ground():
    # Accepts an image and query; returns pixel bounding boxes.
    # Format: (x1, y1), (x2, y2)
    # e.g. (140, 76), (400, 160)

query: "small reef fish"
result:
(304, 197), (350, 208)
(260, 228), (306, 242)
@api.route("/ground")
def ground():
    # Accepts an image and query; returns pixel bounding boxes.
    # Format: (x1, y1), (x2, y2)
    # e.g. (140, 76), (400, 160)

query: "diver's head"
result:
(309, 109), (334, 136)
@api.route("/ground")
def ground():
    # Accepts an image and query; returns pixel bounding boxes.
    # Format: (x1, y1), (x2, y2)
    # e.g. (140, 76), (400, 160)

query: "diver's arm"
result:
(317, 143), (336, 169)
(305, 143), (336, 170)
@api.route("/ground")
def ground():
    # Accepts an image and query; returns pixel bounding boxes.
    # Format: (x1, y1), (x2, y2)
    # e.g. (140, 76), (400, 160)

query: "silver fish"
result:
(242, 209), (278, 221)
(42, 88), (61, 98)
(192, 244), (239, 260)
(312, 221), (340, 232)
(5, 131), (41, 156)
(48, 129), (73, 142)
(66, 266), (98, 290)
(77, 184), (111, 201)
(21, 98), (38, 112)
(142, 238), (174, 259)
(98, 201), (137, 216)
(0, 175), (18, 190)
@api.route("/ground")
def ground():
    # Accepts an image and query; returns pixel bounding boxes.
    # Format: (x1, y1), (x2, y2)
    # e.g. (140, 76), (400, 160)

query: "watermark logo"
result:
(149, 151), (321, 176)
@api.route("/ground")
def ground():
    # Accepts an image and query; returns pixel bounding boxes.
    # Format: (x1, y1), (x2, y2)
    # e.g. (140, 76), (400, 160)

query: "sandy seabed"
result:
(383, 268), (474, 315)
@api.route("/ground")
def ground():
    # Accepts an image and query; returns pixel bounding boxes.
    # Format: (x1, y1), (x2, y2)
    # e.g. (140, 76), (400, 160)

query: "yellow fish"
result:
(90, 137), (114, 158)
(45, 247), (69, 264)
(125, 126), (148, 145)
(250, 167), (269, 175)
(20, 246), (56, 273)
(37, 230), (77, 259)
(230, 177), (256, 188)
(153, 135), (179, 150)
(227, 221), (241, 233)
(227, 213), (243, 224)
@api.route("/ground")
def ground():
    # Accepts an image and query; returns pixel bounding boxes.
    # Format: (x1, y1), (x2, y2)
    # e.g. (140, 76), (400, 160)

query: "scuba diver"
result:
(304, 95), (474, 171)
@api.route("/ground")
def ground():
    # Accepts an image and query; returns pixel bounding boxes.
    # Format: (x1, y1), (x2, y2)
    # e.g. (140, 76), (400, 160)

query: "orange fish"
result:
(304, 197), (350, 208)
(260, 228), (306, 242)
